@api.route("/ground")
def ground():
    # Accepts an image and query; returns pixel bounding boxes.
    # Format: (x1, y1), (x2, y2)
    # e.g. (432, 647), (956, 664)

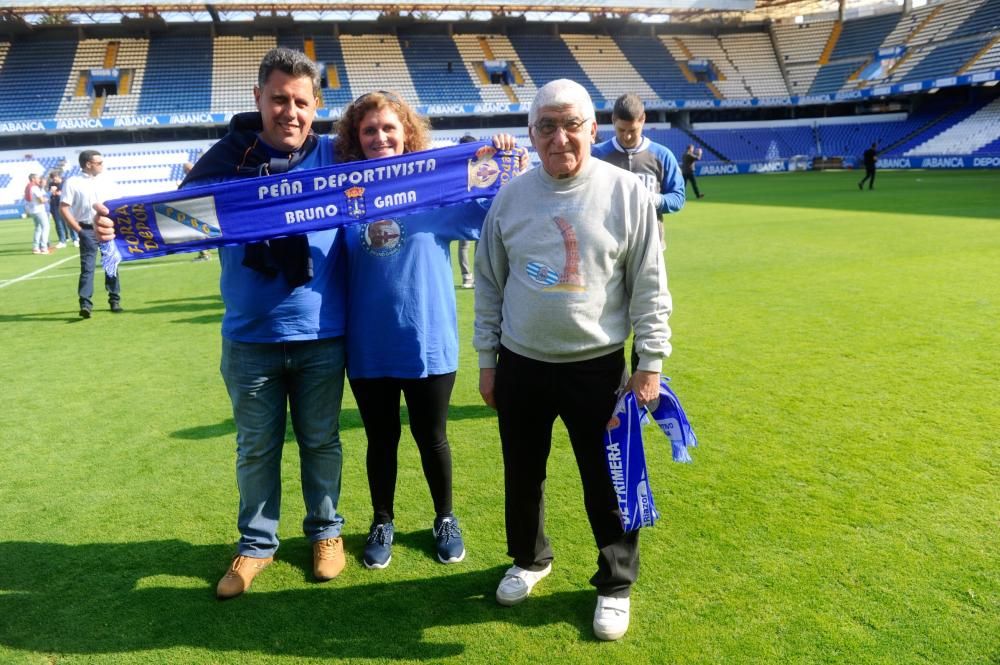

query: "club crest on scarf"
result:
(345, 185), (366, 219)
(468, 153), (500, 190)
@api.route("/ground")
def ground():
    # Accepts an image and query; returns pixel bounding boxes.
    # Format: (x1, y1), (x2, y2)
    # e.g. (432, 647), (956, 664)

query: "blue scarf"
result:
(99, 141), (520, 276)
(603, 377), (699, 532)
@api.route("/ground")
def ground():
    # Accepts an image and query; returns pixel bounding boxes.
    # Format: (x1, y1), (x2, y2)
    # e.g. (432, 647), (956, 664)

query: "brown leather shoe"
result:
(216, 554), (273, 599)
(313, 537), (345, 581)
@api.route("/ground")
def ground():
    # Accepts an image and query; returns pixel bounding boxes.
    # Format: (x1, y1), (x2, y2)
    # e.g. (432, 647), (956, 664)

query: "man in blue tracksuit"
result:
(592, 93), (684, 371)
(592, 93), (685, 226)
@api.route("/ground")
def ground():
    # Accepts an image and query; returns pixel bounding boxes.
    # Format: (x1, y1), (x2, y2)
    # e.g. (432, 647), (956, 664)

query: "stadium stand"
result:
(906, 97), (1000, 155)
(1, 0), (998, 205)
(468, 33), (541, 103)
(612, 35), (715, 101)
(401, 33), (482, 105)
(136, 36), (212, 115)
(311, 35), (355, 109)
(212, 36), (277, 115)
(0, 39), (77, 120)
(507, 32), (604, 105)
(561, 33), (658, 103)
(829, 12), (901, 61)
(339, 34), (420, 104)
(773, 19), (835, 94)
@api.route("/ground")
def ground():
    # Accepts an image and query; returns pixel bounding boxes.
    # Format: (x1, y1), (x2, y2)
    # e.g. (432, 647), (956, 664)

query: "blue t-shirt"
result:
(344, 201), (485, 379)
(189, 134), (347, 343)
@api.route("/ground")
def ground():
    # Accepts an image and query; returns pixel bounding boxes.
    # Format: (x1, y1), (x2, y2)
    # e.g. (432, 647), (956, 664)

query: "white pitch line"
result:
(0, 254), (78, 290)
(0, 254), (198, 289)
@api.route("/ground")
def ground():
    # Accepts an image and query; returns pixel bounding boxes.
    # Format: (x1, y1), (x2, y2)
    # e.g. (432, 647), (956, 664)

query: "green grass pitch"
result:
(0, 169), (997, 664)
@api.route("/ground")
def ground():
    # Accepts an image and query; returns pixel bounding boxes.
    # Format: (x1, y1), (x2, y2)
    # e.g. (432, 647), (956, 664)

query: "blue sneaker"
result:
(364, 522), (394, 569)
(433, 514), (466, 564)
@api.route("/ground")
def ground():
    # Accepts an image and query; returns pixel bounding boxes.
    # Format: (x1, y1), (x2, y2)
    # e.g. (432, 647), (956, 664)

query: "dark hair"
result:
(335, 90), (431, 163)
(79, 150), (101, 168)
(458, 134), (478, 144)
(612, 93), (645, 122)
(258, 47), (321, 97)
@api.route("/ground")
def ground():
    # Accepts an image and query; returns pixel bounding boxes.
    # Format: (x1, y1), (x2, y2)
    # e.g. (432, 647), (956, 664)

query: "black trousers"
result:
(683, 171), (701, 197)
(859, 167), (876, 189)
(350, 372), (456, 524)
(495, 346), (638, 598)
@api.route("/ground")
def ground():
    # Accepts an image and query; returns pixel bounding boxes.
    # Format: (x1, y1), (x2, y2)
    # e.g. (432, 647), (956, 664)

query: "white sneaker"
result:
(495, 563), (551, 606)
(73, 240), (80, 248)
(593, 595), (630, 641)
(55, 242), (66, 248)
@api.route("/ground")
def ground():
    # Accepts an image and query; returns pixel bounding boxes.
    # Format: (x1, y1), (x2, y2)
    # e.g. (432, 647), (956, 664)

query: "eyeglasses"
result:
(89, 160), (103, 166)
(532, 118), (591, 137)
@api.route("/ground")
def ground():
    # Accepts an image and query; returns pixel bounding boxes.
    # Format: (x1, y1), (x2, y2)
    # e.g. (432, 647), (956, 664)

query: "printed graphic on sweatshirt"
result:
(153, 198), (222, 245)
(360, 218), (404, 257)
(533, 215), (584, 292)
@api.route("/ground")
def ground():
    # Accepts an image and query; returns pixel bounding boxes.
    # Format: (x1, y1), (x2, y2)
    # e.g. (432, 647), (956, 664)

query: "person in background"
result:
(61, 151), (122, 316)
(592, 93), (685, 225)
(96, 48), (348, 598)
(336, 91), (520, 570)
(474, 79), (671, 641)
(48, 171), (79, 248)
(456, 134), (479, 289)
(26, 174), (50, 255)
(592, 93), (683, 372)
(681, 144), (705, 199)
(858, 142), (878, 190)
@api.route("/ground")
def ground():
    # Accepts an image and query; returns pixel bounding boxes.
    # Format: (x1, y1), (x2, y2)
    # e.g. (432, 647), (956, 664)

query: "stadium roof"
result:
(0, 0), (905, 23)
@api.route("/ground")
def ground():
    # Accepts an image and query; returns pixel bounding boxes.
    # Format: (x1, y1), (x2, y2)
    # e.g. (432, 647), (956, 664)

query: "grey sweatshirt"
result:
(474, 157), (672, 372)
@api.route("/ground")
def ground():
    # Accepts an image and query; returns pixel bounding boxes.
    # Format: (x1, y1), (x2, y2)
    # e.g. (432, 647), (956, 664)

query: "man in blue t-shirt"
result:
(97, 48), (348, 599)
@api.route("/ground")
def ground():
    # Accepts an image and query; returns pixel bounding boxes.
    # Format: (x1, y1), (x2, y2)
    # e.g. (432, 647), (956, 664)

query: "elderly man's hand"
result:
(479, 368), (497, 410)
(626, 370), (660, 408)
(479, 134), (530, 173)
(93, 203), (116, 242)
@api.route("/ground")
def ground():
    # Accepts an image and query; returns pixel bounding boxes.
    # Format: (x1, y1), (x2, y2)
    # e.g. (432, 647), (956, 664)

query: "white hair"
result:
(529, 79), (595, 125)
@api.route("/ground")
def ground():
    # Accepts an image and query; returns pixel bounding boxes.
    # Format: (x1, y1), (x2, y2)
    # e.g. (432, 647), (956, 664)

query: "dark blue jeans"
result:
(221, 336), (347, 557)
(78, 226), (120, 308)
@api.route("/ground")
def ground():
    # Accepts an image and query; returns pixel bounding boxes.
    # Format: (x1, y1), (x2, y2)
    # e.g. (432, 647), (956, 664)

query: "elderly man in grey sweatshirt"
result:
(474, 78), (671, 642)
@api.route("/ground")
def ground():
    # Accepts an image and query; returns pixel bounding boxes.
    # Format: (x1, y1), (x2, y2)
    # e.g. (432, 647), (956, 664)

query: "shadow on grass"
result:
(0, 539), (594, 659)
(123, 295), (223, 321)
(0, 310), (91, 324)
(170, 404), (495, 442)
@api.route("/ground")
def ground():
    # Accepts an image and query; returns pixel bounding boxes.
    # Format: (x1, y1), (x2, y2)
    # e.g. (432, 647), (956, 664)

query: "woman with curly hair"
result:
(336, 90), (520, 569)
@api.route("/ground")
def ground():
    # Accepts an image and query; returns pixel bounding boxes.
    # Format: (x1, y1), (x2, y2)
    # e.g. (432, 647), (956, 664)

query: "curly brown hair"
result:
(335, 91), (431, 163)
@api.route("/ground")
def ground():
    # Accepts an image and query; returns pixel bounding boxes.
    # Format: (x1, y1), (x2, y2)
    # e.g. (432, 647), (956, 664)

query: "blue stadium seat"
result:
(399, 34), (481, 105)
(830, 13), (901, 60)
(507, 33), (604, 106)
(312, 35), (355, 109)
(611, 35), (715, 100)
(0, 39), (77, 120)
(905, 39), (990, 82)
(137, 36), (213, 114)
